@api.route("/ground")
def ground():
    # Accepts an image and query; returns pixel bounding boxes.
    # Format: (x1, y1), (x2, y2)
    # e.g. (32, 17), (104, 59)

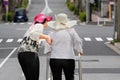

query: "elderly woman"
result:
(47, 13), (83, 80)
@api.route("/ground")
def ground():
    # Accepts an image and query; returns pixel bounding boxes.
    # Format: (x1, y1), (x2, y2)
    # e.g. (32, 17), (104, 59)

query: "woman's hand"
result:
(79, 52), (83, 56)
(40, 34), (52, 45)
(45, 35), (52, 45)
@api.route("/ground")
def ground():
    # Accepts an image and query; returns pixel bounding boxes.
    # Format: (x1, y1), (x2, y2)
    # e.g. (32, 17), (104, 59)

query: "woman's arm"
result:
(39, 34), (52, 45)
(71, 28), (83, 54)
(28, 24), (52, 45)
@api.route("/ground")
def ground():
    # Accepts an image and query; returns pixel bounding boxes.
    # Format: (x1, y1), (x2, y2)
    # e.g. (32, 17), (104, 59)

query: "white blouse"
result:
(18, 24), (44, 53)
(48, 28), (83, 59)
(25, 24), (44, 42)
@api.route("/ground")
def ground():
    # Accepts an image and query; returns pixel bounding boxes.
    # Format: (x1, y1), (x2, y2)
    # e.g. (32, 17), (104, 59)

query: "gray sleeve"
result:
(71, 28), (83, 53)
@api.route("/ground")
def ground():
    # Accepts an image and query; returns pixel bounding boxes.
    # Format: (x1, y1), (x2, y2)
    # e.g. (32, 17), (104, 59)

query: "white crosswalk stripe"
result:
(0, 39), (3, 43)
(0, 37), (114, 43)
(95, 37), (103, 41)
(28, 22), (32, 25)
(6, 39), (14, 43)
(106, 37), (113, 41)
(19, 23), (25, 25)
(4, 22), (33, 25)
(13, 23), (17, 25)
(17, 39), (23, 42)
(84, 37), (92, 41)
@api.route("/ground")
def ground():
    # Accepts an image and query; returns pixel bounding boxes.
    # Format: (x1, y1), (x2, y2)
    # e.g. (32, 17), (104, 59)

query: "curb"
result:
(104, 42), (120, 55)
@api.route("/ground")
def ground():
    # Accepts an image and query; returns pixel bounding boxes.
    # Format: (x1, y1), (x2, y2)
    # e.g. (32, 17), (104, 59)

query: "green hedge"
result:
(22, 0), (29, 8)
(79, 12), (86, 22)
(74, 8), (79, 15)
(15, 0), (28, 8)
(68, 3), (74, 11)
(2, 12), (14, 22)
(66, 0), (74, 11)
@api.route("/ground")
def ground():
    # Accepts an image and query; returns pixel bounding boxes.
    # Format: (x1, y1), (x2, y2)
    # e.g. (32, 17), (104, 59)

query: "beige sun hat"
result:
(47, 13), (77, 30)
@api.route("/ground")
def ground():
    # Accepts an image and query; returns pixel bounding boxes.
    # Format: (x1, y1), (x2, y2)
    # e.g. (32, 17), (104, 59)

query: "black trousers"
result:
(50, 59), (75, 80)
(18, 52), (39, 80)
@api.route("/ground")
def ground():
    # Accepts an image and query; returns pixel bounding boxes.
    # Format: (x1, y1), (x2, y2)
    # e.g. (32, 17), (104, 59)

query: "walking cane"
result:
(46, 53), (49, 80)
(78, 53), (82, 80)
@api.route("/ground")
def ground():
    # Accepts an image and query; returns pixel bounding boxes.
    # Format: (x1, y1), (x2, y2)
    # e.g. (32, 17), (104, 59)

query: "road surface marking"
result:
(20, 23), (25, 25)
(106, 37), (113, 41)
(13, 23), (17, 25)
(17, 38), (23, 42)
(16, 28), (27, 30)
(0, 47), (17, 49)
(0, 48), (17, 68)
(28, 22), (32, 24)
(0, 37), (114, 43)
(95, 37), (103, 41)
(0, 39), (3, 43)
(6, 39), (14, 43)
(84, 37), (92, 41)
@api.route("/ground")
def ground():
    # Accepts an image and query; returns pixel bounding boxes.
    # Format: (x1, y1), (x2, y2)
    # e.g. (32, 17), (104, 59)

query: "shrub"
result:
(68, 3), (74, 11)
(74, 8), (79, 15)
(79, 12), (86, 22)
(2, 12), (14, 22)
(22, 0), (29, 8)
(66, 0), (74, 11)
(15, 0), (28, 8)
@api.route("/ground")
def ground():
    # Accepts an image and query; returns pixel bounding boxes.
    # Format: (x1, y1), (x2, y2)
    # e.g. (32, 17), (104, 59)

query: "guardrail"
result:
(97, 17), (112, 26)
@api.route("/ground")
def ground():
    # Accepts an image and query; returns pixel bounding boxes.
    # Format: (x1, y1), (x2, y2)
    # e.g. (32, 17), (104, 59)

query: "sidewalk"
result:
(105, 42), (120, 55)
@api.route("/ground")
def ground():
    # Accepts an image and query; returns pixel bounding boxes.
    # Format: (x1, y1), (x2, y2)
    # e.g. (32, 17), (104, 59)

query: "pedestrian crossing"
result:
(0, 37), (113, 43)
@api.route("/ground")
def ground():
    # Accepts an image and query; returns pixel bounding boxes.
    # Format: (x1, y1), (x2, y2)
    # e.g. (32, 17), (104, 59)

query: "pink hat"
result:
(34, 13), (52, 23)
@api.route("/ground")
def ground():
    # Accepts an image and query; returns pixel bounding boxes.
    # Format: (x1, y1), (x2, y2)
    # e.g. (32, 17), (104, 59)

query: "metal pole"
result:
(97, 0), (101, 25)
(78, 53), (82, 80)
(86, 0), (90, 23)
(113, 0), (118, 40)
(5, 5), (8, 22)
(4, 0), (9, 22)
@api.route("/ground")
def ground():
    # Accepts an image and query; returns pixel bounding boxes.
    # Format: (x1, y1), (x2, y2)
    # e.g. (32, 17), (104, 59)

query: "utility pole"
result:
(3, 0), (9, 22)
(114, 0), (120, 41)
(86, 0), (94, 23)
(86, 0), (90, 23)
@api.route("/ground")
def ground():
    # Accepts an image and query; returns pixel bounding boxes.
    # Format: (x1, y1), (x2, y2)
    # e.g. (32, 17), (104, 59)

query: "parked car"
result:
(13, 8), (28, 22)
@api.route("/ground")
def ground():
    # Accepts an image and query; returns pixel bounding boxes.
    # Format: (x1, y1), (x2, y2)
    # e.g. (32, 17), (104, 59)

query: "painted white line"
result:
(0, 39), (3, 43)
(106, 37), (113, 41)
(20, 23), (25, 25)
(84, 37), (91, 41)
(95, 37), (103, 41)
(4, 23), (9, 25)
(0, 48), (17, 68)
(0, 47), (17, 50)
(13, 23), (17, 25)
(16, 28), (27, 30)
(28, 22), (32, 25)
(17, 38), (23, 42)
(6, 39), (14, 43)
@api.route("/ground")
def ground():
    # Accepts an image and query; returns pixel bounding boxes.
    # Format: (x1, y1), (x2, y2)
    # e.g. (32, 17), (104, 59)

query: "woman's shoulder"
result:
(67, 28), (76, 32)
(34, 24), (43, 29)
